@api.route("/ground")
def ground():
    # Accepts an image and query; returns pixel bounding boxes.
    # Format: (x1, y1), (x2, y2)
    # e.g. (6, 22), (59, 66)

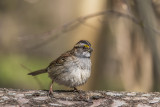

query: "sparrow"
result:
(28, 40), (93, 94)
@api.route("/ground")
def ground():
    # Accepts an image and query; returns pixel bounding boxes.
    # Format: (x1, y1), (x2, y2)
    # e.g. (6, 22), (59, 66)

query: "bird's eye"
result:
(83, 46), (86, 49)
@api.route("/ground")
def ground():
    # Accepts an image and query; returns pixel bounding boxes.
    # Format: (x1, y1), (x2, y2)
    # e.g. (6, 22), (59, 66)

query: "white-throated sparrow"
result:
(28, 40), (93, 94)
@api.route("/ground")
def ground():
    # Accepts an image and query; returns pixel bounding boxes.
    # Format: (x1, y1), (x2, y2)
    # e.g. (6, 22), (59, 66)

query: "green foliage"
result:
(0, 54), (64, 90)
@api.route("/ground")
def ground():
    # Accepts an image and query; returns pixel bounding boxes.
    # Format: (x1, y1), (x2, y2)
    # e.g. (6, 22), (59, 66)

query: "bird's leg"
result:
(73, 87), (78, 92)
(49, 80), (54, 95)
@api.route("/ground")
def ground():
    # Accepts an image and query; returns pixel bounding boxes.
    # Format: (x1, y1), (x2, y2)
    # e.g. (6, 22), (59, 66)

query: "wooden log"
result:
(0, 88), (159, 106)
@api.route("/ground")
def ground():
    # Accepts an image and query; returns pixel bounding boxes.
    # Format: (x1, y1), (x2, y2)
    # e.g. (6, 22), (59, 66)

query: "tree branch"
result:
(21, 9), (160, 50)
(23, 10), (140, 50)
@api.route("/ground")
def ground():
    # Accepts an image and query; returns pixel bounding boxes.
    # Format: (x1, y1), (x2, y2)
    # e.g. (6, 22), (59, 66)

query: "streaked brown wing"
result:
(48, 50), (73, 68)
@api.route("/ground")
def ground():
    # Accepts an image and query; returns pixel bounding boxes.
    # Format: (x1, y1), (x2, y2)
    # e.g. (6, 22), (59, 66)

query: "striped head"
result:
(73, 40), (93, 58)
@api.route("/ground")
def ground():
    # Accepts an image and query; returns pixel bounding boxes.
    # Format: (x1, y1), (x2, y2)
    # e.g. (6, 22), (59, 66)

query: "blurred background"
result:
(0, 0), (160, 92)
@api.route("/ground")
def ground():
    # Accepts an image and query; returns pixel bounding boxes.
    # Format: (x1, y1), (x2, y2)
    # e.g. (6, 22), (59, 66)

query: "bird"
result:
(28, 40), (93, 94)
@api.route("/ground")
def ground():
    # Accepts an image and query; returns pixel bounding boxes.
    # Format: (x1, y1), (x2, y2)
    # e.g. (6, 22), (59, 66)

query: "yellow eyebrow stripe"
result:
(84, 44), (89, 48)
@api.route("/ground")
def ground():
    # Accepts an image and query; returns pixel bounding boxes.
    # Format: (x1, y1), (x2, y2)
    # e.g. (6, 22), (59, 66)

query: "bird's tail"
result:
(28, 68), (47, 76)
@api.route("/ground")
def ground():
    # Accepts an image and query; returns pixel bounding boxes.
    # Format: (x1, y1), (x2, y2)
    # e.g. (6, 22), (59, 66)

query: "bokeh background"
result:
(0, 0), (160, 92)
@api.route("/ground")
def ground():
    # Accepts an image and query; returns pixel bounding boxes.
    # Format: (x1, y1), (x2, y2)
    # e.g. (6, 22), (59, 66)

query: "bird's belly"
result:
(54, 68), (91, 87)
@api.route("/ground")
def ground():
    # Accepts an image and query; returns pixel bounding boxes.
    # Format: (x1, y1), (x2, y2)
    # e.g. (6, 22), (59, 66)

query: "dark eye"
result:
(83, 46), (87, 49)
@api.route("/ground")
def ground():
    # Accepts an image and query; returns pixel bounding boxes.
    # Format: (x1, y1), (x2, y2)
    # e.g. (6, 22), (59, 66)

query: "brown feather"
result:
(28, 69), (47, 76)
(48, 50), (74, 68)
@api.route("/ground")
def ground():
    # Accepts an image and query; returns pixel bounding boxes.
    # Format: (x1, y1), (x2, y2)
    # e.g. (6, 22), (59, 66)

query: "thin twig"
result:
(21, 64), (44, 89)
(28, 10), (140, 49)
(22, 9), (160, 49)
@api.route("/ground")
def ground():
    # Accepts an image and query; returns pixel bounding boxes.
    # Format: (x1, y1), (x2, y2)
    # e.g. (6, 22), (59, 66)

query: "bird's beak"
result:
(88, 48), (93, 53)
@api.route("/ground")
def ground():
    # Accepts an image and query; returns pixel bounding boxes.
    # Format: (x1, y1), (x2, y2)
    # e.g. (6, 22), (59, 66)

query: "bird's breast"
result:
(52, 58), (91, 87)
